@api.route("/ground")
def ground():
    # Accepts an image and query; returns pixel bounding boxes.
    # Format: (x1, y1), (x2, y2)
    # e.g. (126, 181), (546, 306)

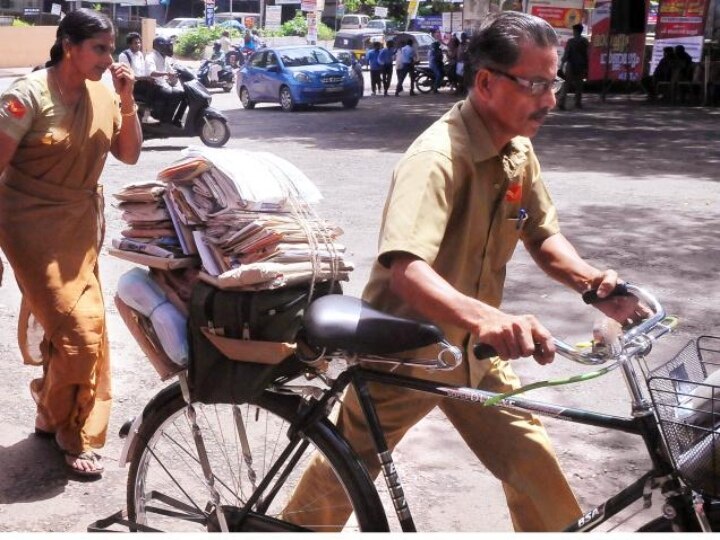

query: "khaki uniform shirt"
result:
(362, 99), (560, 386)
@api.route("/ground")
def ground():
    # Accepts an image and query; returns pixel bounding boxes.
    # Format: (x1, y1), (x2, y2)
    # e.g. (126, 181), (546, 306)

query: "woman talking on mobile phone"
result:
(0, 8), (142, 478)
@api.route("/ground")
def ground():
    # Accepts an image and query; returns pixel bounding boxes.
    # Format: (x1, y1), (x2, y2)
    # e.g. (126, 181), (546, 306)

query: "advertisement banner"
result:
(375, 6), (388, 17)
(301, 0), (316, 12)
(265, 5), (282, 29)
(527, 0), (586, 60)
(307, 11), (318, 44)
(205, 0), (215, 27)
(655, 0), (708, 37)
(410, 14), (443, 30)
(588, 0), (647, 81)
(650, 0), (709, 71)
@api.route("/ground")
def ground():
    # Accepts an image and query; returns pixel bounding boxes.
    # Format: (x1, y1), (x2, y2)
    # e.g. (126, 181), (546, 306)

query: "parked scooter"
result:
(197, 58), (235, 92)
(134, 65), (231, 148)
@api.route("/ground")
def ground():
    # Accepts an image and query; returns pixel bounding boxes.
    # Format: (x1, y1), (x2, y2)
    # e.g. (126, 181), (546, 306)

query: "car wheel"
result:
(239, 86), (256, 109)
(279, 86), (296, 112)
(342, 98), (359, 109)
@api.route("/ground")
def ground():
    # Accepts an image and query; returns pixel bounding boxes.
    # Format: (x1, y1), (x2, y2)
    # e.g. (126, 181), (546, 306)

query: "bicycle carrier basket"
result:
(647, 335), (720, 497)
(187, 280), (339, 404)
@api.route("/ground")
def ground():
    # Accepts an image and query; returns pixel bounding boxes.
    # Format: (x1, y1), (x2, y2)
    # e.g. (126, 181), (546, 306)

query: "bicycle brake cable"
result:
(483, 316), (680, 407)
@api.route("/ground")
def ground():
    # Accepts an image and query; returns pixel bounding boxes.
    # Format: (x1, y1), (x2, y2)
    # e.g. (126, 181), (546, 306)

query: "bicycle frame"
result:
(296, 361), (683, 532)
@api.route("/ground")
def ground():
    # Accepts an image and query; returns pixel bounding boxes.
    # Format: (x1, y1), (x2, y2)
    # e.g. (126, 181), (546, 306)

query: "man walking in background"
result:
(557, 23), (589, 110)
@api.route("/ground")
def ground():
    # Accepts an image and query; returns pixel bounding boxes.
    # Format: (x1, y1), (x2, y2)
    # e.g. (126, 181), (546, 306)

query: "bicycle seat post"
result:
(353, 375), (417, 532)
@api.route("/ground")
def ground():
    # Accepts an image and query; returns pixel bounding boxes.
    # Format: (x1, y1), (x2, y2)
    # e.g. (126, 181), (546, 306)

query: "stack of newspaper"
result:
(112, 148), (353, 290)
(111, 180), (186, 260)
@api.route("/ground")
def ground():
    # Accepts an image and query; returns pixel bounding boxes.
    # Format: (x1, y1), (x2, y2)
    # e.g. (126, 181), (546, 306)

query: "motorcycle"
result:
(414, 64), (456, 94)
(197, 58), (236, 93)
(133, 65), (231, 148)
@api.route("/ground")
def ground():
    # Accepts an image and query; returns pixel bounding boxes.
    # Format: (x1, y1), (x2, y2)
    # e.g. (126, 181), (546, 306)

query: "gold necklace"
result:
(51, 67), (78, 109)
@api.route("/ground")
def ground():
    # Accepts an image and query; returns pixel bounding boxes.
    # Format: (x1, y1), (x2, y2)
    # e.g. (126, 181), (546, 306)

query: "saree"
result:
(0, 69), (121, 454)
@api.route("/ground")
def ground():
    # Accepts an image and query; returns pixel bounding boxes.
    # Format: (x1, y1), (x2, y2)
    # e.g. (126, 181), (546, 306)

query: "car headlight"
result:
(293, 72), (311, 83)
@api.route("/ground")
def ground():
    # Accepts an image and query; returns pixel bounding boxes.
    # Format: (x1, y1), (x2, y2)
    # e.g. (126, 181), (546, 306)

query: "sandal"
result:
(62, 450), (104, 479)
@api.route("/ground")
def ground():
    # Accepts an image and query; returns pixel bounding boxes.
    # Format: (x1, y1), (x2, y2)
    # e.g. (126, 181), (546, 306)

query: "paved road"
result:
(0, 68), (719, 531)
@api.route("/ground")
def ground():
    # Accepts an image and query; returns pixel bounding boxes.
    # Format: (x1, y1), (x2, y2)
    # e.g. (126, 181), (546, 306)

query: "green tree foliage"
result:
(279, 11), (334, 40)
(175, 26), (241, 58)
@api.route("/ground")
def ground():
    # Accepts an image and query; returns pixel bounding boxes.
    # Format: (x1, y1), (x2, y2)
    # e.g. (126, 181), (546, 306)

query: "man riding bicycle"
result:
(284, 12), (644, 531)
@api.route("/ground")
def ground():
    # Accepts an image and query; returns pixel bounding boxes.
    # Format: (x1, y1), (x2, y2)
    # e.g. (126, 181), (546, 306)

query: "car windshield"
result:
(280, 47), (336, 67)
(164, 19), (186, 28)
(416, 34), (434, 46)
(367, 21), (383, 28)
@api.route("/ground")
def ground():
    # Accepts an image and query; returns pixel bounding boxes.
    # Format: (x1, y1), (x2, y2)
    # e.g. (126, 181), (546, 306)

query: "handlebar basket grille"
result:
(647, 336), (720, 497)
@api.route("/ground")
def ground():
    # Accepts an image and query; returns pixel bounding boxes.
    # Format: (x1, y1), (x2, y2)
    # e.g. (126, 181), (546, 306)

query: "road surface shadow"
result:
(226, 93), (720, 181)
(0, 436), (67, 503)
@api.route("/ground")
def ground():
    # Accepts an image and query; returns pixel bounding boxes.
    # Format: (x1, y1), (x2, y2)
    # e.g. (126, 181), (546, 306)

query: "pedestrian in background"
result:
(0, 8), (142, 478)
(367, 41), (383, 96)
(429, 40), (444, 93)
(220, 30), (232, 54)
(118, 32), (146, 78)
(379, 40), (395, 96)
(395, 39), (418, 96)
(557, 23), (589, 110)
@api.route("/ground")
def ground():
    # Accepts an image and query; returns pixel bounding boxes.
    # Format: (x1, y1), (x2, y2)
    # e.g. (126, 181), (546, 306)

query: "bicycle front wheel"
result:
(126, 385), (388, 532)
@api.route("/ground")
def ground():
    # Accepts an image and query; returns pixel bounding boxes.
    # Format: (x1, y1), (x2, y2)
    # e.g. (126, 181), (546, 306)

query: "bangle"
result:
(121, 104), (138, 117)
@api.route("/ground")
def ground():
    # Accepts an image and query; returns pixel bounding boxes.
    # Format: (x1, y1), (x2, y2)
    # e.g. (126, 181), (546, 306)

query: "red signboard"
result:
(655, 0), (709, 38)
(588, 0), (648, 81)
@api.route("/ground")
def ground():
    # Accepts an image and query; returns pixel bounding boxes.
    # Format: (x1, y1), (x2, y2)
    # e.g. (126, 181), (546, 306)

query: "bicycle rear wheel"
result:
(126, 385), (388, 532)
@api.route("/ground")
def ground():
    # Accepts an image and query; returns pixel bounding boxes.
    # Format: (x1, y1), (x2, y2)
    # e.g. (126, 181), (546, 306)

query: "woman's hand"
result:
(109, 62), (135, 102)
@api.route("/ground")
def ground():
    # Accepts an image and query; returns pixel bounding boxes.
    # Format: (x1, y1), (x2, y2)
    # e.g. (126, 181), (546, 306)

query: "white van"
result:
(340, 14), (370, 29)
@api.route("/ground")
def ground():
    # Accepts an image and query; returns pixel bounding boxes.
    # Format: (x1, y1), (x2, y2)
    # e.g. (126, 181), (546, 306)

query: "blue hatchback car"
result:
(236, 46), (363, 112)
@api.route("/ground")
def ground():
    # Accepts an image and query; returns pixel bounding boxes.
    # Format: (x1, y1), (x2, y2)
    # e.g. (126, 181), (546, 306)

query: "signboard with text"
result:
(266, 5), (282, 29)
(205, 0), (215, 27)
(375, 6), (388, 17)
(588, 0), (647, 81)
(650, 0), (709, 71)
(528, 0), (586, 59)
(307, 11), (318, 43)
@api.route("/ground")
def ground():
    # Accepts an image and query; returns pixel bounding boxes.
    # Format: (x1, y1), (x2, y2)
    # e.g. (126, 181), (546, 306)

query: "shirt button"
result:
(494, 183), (500, 189)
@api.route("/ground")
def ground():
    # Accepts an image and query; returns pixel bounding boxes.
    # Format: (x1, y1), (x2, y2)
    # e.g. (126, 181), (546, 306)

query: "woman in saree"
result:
(0, 9), (142, 478)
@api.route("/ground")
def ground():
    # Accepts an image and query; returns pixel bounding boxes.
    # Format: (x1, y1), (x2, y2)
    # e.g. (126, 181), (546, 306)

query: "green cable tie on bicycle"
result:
(483, 366), (616, 407)
(484, 316), (680, 408)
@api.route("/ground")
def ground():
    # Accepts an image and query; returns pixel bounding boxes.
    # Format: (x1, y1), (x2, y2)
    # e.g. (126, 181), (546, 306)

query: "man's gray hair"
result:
(465, 12), (558, 87)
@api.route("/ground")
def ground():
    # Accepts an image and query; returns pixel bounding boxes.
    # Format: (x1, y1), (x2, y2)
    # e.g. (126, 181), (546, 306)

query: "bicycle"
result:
(100, 284), (720, 532)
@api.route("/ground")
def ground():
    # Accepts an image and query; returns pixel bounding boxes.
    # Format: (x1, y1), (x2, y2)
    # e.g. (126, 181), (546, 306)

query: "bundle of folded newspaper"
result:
(111, 148), (353, 291)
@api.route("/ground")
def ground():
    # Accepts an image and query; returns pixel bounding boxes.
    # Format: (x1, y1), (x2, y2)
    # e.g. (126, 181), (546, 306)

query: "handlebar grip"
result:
(474, 343), (497, 360)
(582, 282), (630, 305)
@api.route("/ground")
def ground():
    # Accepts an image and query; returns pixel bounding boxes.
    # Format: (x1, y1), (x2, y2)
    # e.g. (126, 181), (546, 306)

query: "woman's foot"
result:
(62, 450), (104, 479)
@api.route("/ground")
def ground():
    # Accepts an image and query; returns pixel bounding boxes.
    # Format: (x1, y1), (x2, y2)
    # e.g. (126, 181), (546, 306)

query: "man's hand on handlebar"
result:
(584, 270), (651, 326)
(473, 306), (556, 365)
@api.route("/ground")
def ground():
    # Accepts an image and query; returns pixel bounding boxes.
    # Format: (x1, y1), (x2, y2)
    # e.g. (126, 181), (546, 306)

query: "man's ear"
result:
(474, 69), (492, 100)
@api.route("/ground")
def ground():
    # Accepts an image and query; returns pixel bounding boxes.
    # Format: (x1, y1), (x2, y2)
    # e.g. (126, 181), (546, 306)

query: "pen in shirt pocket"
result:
(514, 208), (528, 230)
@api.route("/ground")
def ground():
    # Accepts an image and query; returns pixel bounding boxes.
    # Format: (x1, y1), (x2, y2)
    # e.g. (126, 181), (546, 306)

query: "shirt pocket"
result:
(488, 206), (525, 271)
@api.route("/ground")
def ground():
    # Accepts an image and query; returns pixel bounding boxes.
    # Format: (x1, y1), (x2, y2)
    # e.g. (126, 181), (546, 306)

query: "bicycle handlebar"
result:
(473, 284), (667, 365)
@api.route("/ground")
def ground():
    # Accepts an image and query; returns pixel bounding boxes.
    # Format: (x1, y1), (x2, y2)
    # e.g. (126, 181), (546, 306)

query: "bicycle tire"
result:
(126, 384), (389, 532)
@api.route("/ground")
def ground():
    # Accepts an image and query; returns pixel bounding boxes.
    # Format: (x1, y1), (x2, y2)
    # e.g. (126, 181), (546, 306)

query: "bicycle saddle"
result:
(303, 295), (444, 355)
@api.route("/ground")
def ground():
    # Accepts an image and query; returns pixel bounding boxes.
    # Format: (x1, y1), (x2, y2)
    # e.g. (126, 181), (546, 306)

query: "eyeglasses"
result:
(486, 67), (564, 96)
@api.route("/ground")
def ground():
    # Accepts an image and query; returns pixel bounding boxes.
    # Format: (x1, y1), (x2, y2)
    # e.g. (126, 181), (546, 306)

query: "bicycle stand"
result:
(87, 509), (162, 532)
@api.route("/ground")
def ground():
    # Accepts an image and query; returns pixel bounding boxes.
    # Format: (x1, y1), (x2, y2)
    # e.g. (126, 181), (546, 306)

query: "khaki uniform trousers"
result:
(284, 358), (581, 531)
